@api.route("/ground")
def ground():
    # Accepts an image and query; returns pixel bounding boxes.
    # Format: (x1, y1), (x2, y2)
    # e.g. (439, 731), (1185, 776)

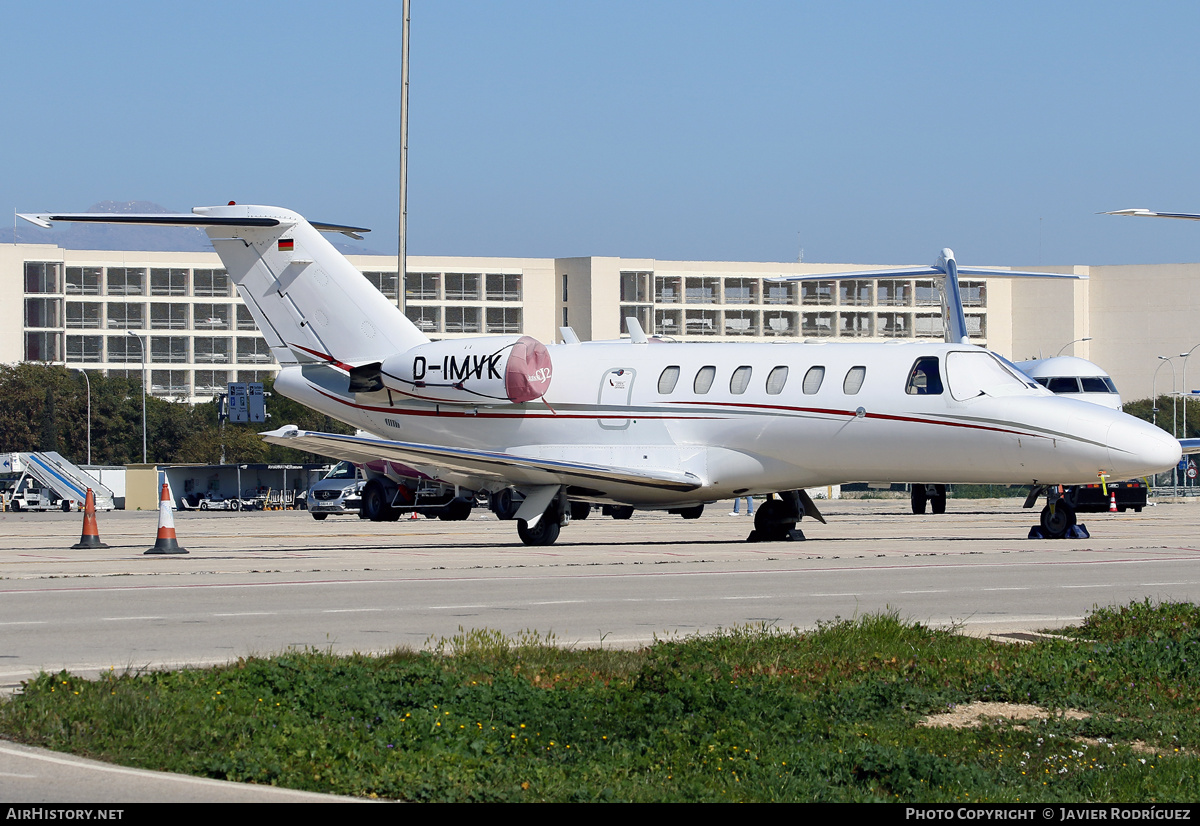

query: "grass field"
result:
(2, 601), (1197, 802)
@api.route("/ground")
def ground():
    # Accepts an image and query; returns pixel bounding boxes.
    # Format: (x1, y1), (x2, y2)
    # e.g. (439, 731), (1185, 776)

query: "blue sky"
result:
(5, 0), (1200, 265)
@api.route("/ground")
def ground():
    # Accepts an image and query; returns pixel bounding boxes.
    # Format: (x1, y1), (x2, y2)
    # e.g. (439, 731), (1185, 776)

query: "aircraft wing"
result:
(260, 426), (704, 493)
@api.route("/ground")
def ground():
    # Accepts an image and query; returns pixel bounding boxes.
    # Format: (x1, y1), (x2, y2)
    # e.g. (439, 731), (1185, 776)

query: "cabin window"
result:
(658, 366), (680, 394)
(766, 366), (788, 395)
(906, 357), (943, 395)
(802, 366), (825, 395)
(694, 366), (717, 394)
(730, 366), (753, 395)
(843, 366), (866, 395)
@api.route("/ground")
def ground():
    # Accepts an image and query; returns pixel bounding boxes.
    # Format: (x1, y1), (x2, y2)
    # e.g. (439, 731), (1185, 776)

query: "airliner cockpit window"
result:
(905, 357), (942, 395)
(946, 351), (1031, 400)
(1081, 376), (1118, 394)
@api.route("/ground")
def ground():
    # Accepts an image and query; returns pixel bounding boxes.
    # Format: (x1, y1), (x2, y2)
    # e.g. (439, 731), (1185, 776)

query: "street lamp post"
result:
(1056, 337), (1093, 357)
(127, 331), (147, 463)
(1182, 343), (1200, 441)
(70, 368), (91, 466)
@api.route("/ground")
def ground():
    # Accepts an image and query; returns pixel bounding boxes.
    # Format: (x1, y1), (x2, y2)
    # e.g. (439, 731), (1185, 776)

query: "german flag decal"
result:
(278, 238), (295, 251)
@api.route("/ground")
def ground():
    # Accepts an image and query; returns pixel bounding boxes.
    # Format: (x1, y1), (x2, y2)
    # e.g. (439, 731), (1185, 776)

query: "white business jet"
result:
(20, 205), (1182, 545)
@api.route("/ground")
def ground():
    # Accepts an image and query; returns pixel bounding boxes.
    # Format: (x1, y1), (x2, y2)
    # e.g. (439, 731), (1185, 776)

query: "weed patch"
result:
(2, 604), (1199, 801)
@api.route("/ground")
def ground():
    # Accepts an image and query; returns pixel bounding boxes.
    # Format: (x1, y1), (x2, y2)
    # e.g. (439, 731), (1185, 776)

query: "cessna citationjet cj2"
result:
(21, 205), (1182, 545)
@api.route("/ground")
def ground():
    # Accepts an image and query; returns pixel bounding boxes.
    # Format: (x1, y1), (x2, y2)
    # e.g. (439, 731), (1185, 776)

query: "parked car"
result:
(306, 461), (365, 520)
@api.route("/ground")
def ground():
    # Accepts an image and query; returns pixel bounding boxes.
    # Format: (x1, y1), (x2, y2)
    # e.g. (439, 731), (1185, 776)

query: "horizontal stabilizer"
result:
(18, 211), (371, 238)
(1104, 209), (1200, 222)
(260, 426), (704, 493)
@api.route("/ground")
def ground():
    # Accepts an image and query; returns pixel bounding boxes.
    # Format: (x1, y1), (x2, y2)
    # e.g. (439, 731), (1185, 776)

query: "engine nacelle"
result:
(380, 335), (552, 405)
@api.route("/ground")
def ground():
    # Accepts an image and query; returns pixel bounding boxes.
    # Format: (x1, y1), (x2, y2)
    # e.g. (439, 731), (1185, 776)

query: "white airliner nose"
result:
(1107, 415), (1181, 479)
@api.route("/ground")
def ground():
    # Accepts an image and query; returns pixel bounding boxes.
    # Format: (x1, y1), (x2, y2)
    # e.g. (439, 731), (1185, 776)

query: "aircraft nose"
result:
(1107, 416), (1181, 478)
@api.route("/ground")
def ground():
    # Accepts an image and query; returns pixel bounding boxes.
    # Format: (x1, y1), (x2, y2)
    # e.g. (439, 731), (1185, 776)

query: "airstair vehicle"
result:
(1, 452), (116, 512)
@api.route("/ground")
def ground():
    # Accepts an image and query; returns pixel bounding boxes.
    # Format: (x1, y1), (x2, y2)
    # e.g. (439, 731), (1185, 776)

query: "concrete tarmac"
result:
(1, 496), (1198, 801)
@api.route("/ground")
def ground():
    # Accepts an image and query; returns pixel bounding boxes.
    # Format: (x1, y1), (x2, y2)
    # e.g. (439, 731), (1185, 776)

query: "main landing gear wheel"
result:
(609, 505), (634, 520)
(752, 498), (797, 542)
(569, 501), (591, 521)
(930, 484), (947, 514)
(911, 485), (927, 514)
(517, 517), (560, 546)
(491, 489), (519, 521)
(1040, 503), (1077, 539)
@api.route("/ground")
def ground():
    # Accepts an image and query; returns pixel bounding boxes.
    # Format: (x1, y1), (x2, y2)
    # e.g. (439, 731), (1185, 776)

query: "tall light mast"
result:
(397, 0), (411, 312)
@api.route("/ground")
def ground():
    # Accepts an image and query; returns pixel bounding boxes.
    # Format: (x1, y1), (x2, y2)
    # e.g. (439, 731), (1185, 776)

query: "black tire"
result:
(610, 505), (634, 520)
(230, 498), (241, 511)
(312, 512), (328, 521)
(753, 498), (795, 541)
(361, 480), (394, 522)
(200, 501), (209, 511)
(491, 489), (519, 521)
(911, 485), (927, 514)
(1040, 503), (1077, 538)
(438, 498), (472, 521)
(11, 500), (22, 512)
(569, 501), (592, 521)
(679, 505), (704, 520)
(62, 500), (72, 513)
(517, 517), (561, 546)
(931, 484), (947, 515)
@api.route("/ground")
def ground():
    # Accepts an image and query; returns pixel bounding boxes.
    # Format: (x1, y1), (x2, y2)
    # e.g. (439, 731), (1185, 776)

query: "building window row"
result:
(396, 271), (522, 302)
(37, 334), (275, 367)
(24, 262), (231, 298)
(25, 300), (252, 331)
(645, 274), (986, 309)
(404, 305), (522, 335)
(641, 309), (986, 340)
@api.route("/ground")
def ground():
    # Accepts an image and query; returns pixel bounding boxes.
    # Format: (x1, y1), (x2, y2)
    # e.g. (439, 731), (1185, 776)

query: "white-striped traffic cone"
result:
(1109, 492), (1118, 514)
(145, 482), (188, 555)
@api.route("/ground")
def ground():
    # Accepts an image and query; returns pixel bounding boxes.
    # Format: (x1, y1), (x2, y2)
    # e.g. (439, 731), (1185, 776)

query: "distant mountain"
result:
(1, 200), (386, 255)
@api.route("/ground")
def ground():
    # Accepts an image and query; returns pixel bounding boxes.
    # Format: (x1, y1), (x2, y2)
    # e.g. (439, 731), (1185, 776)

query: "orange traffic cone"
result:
(1109, 492), (1118, 514)
(409, 510), (419, 520)
(145, 482), (188, 555)
(71, 488), (110, 549)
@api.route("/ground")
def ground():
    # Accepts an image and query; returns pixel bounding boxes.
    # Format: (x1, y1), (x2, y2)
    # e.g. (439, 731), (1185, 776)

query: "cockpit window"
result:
(905, 357), (943, 395)
(1081, 376), (1118, 394)
(1047, 377), (1081, 394)
(946, 351), (1032, 400)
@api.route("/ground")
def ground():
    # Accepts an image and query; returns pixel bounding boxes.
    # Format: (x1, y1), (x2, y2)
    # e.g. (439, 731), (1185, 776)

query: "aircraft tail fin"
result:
(19, 205), (428, 368)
